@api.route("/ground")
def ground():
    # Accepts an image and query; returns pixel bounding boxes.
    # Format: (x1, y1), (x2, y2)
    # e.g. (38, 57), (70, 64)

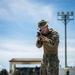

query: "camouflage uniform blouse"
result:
(36, 28), (59, 55)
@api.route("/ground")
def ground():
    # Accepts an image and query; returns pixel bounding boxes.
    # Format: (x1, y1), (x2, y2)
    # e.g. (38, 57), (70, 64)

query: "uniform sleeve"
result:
(36, 40), (43, 48)
(50, 31), (59, 46)
(42, 31), (59, 46)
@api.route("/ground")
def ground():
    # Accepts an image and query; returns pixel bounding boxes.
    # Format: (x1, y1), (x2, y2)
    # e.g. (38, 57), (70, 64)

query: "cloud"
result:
(0, 37), (43, 58)
(0, 65), (3, 71)
(0, 38), (75, 60)
(58, 39), (75, 67)
(0, 0), (63, 34)
(0, 0), (54, 21)
(0, 38), (42, 52)
(0, 0), (56, 35)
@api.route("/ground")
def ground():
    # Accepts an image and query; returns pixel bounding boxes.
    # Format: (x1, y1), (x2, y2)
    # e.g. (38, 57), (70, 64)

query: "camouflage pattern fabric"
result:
(36, 28), (59, 54)
(40, 54), (59, 75)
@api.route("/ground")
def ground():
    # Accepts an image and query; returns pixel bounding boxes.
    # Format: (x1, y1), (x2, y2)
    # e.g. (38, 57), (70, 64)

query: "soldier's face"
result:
(40, 25), (48, 34)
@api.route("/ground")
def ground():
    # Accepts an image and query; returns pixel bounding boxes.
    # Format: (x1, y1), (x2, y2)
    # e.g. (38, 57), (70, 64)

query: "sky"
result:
(0, 0), (75, 71)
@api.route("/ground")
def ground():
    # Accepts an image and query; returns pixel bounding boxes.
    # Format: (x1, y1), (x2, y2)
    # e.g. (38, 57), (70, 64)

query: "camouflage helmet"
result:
(38, 20), (49, 29)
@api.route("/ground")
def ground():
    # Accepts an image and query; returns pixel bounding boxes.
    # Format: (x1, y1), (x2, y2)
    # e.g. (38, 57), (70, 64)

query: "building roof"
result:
(9, 58), (42, 64)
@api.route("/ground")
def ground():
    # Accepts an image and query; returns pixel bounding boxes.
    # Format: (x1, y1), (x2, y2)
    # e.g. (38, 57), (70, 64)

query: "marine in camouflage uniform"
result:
(36, 20), (59, 75)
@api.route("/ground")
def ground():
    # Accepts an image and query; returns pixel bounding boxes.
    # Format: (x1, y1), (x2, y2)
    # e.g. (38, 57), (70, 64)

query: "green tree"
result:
(0, 69), (8, 75)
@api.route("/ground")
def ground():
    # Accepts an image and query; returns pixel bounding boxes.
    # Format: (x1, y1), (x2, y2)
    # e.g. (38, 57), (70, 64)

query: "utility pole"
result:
(57, 12), (74, 67)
